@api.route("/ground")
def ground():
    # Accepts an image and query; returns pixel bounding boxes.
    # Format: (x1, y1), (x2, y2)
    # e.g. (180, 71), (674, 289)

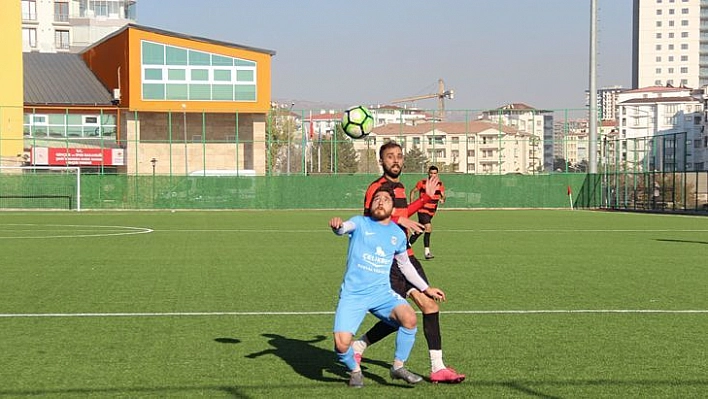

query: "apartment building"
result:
(355, 120), (538, 175)
(21, 0), (136, 53)
(302, 105), (429, 139)
(480, 103), (553, 171)
(587, 86), (627, 121)
(617, 85), (704, 170)
(632, 0), (705, 88)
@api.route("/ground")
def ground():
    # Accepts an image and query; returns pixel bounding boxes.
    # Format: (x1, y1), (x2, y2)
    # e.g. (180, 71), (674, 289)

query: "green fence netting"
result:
(1, 173), (590, 210)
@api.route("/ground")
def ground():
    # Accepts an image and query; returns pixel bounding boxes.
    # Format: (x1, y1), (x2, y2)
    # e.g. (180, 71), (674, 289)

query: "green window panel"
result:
(145, 68), (163, 80)
(66, 126), (82, 136)
(49, 114), (66, 124)
(214, 70), (231, 82)
(189, 84), (211, 100)
(143, 83), (165, 100)
(33, 126), (48, 136)
(66, 114), (82, 124)
(212, 55), (233, 66)
(189, 50), (210, 66)
(166, 46), (188, 65)
(48, 125), (66, 136)
(236, 70), (254, 82)
(191, 69), (209, 81)
(100, 114), (116, 124)
(168, 69), (186, 81)
(82, 126), (98, 136)
(235, 59), (255, 67)
(235, 85), (256, 101)
(142, 42), (165, 65)
(166, 84), (188, 100)
(213, 85), (234, 100)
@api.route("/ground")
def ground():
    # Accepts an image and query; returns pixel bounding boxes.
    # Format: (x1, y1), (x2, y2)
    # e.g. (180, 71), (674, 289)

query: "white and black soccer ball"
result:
(341, 105), (374, 139)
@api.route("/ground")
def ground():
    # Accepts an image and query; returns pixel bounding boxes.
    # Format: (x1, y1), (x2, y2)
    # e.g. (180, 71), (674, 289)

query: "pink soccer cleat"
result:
(430, 367), (465, 384)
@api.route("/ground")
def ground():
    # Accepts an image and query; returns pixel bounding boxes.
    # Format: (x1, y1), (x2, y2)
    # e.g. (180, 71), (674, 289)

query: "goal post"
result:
(0, 166), (81, 211)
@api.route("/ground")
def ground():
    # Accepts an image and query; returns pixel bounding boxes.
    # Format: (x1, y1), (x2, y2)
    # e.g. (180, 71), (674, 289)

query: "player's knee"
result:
(398, 309), (418, 329)
(419, 296), (439, 313)
(333, 333), (352, 354)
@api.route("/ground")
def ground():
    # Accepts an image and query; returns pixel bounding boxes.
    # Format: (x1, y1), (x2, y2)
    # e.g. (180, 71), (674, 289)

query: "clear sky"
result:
(137, 0), (633, 110)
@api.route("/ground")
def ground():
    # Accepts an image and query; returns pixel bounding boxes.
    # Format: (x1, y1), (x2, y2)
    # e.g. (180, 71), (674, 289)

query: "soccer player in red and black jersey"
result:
(352, 141), (465, 384)
(409, 165), (446, 260)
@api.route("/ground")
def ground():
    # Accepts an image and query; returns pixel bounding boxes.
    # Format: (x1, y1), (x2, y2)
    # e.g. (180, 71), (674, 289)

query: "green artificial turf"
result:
(0, 210), (706, 397)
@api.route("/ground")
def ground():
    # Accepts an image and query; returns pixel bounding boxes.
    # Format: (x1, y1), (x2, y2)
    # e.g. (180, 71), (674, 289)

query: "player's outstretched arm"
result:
(425, 174), (440, 198)
(395, 216), (424, 234)
(330, 217), (355, 235)
(409, 186), (419, 203)
(329, 217), (343, 231)
(423, 287), (446, 302)
(407, 175), (438, 216)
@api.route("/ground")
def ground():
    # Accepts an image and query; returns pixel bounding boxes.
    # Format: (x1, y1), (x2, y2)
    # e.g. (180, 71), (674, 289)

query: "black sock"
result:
(423, 232), (431, 248)
(422, 312), (442, 350)
(363, 320), (397, 346)
(409, 232), (420, 244)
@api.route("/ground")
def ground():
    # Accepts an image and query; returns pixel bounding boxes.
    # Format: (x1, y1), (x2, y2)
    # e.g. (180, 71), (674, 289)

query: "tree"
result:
(404, 146), (428, 174)
(358, 147), (379, 174)
(573, 160), (588, 173)
(553, 157), (569, 172)
(316, 126), (359, 174)
(266, 108), (299, 175)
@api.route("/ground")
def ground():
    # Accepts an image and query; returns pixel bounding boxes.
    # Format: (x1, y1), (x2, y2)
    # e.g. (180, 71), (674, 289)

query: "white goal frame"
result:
(0, 166), (81, 211)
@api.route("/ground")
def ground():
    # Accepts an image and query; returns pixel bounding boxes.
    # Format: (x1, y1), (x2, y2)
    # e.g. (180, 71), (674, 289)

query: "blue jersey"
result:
(339, 215), (407, 296)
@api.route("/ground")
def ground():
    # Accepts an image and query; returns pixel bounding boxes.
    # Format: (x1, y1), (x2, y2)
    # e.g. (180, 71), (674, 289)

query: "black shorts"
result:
(390, 255), (429, 297)
(417, 212), (434, 225)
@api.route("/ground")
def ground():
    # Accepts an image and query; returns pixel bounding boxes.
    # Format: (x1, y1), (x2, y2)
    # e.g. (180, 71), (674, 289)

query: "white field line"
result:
(1, 309), (707, 318)
(0, 224), (153, 239)
(2, 224), (707, 237)
(154, 228), (708, 233)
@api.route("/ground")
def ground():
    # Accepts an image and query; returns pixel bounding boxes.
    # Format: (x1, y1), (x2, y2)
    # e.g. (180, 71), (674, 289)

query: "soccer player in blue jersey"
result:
(353, 142), (465, 384)
(330, 186), (446, 388)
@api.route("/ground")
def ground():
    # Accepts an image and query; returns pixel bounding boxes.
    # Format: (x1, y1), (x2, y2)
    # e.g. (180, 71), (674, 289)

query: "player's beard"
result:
(370, 206), (390, 221)
(383, 163), (401, 179)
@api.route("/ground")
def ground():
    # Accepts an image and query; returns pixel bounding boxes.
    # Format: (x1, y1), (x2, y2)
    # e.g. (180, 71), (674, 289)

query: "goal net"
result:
(0, 166), (81, 211)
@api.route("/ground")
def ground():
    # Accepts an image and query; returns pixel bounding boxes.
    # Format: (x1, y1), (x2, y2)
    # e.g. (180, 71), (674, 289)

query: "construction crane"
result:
(391, 78), (454, 121)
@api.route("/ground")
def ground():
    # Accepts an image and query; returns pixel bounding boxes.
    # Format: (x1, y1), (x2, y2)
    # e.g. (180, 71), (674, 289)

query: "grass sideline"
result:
(0, 209), (706, 398)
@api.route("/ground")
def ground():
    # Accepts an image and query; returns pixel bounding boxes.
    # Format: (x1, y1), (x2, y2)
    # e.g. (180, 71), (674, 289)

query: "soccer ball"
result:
(341, 105), (374, 139)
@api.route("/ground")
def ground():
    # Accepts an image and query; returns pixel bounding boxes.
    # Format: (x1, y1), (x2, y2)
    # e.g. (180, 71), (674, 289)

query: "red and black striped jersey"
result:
(364, 176), (430, 256)
(414, 179), (445, 216)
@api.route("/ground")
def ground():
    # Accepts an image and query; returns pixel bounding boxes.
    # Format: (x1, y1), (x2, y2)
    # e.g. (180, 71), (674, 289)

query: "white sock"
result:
(425, 247), (431, 255)
(352, 339), (367, 355)
(430, 350), (445, 373)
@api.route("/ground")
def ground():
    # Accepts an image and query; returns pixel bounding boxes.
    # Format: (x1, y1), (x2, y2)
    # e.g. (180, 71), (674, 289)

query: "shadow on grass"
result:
(1, 378), (707, 397)
(244, 333), (404, 387)
(656, 238), (708, 245)
(215, 337), (242, 344)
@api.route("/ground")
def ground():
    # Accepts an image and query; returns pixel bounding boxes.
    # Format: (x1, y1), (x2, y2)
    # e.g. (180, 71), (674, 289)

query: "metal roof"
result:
(85, 23), (277, 56)
(23, 52), (113, 106)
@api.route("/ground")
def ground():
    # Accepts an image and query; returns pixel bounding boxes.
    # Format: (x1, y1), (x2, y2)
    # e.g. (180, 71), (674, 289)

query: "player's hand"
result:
(329, 217), (343, 230)
(397, 216), (424, 234)
(425, 174), (440, 198)
(424, 287), (446, 302)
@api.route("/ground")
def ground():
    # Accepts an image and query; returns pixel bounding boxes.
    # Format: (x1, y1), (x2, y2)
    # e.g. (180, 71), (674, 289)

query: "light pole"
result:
(150, 157), (157, 204)
(181, 103), (188, 175)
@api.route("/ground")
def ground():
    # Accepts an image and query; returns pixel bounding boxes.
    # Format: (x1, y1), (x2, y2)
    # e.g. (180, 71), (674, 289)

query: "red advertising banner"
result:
(31, 147), (125, 166)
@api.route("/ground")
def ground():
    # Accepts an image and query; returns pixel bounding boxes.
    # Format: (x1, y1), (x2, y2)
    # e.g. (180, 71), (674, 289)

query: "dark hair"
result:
(372, 184), (395, 201)
(379, 141), (402, 160)
(428, 165), (439, 172)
